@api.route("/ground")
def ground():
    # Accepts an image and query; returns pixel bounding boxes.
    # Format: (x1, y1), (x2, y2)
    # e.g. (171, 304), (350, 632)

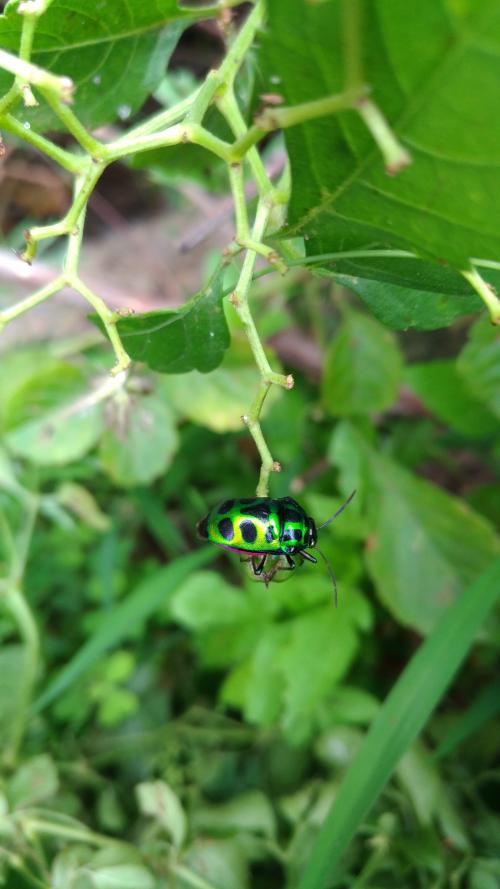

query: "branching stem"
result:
(230, 199), (293, 496)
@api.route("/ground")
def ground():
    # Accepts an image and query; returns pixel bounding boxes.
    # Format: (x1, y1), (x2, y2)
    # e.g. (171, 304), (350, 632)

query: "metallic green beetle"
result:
(197, 491), (355, 601)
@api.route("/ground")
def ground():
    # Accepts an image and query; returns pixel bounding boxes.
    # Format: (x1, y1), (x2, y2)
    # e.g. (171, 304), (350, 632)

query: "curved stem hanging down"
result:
(229, 198), (293, 496)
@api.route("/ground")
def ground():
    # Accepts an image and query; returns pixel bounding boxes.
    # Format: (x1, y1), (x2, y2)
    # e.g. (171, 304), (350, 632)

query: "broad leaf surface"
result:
(457, 316), (500, 418)
(405, 360), (498, 438)
(99, 393), (178, 486)
(0, 0), (200, 130)
(110, 267), (230, 374)
(261, 0), (500, 285)
(336, 275), (481, 331)
(329, 422), (500, 633)
(322, 309), (403, 415)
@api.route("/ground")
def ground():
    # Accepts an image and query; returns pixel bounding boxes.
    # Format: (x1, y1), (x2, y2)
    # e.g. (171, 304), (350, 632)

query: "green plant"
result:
(0, 1), (499, 887)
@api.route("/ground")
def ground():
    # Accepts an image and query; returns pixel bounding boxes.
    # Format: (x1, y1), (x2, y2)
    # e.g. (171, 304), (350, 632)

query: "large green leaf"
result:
(5, 395), (104, 465)
(329, 422), (500, 633)
(297, 557), (500, 889)
(405, 359), (498, 438)
(336, 275), (481, 331)
(108, 267), (230, 374)
(261, 0), (500, 280)
(457, 316), (500, 418)
(99, 393), (179, 486)
(0, 0), (200, 130)
(322, 309), (403, 415)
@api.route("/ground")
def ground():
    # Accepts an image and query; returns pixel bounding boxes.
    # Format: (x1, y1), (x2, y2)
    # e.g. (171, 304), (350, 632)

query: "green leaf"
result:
(192, 791), (276, 839)
(75, 847), (155, 889)
(336, 274), (482, 330)
(405, 359), (498, 438)
(317, 254), (496, 296)
(434, 677), (500, 761)
(396, 743), (441, 826)
(0, 645), (29, 750)
(457, 316), (500, 418)
(297, 557), (500, 889)
(5, 400), (104, 466)
(160, 359), (280, 432)
(0, 0), (201, 131)
(181, 838), (249, 889)
(136, 780), (187, 848)
(99, 393), (178, 486)
(278, 593), (371, 742)
(322, 309), (403, 416)
(329, 422), (500, 633)
(33, 547), (216, 712)
(108, 267), (230, 374)
(0, 446), (22, 495)
(261, 0), (500, 277)
(170, 571), (253, 629)
(3, 363), (105, 466)
(222, 585), (372, 742)
(8, 754), (59, 809)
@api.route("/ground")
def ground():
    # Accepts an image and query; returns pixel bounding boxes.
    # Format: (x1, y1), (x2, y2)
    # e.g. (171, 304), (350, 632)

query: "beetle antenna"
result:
(315, 546), (338, 607)
(318, 489), (356, 531)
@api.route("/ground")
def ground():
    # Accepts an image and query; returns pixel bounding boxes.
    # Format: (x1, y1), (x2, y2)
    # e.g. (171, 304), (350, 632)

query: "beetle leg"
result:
(253, 555), (268, 576)
(301, 551), (317, 564)
(284, 553), (296, 570)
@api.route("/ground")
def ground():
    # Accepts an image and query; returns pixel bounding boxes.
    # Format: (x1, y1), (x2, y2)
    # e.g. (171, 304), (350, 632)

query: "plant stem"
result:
(218, 88), (274, 198)
(0, 112), (84, 173)
(3, 586), (40, 766)
(228, 162), (250, 241)
(15, 816), (118, 847)
(230, 199), (293, 496)
(171, 863), (220, 889)
(461, 266), (500, 324)
(22, 159), (105, 261)
(356, 97), (411, 175)
(39, 88), (106, 158)
(116, 89), (201, 141)
(1, 492), (40, 767)
(68, 277), (131, 374)
(104, 122), (232, 163)
(0, 48), (73, 102)
(0, 275), (66, 327)
(231, 89), (364, 158)
(227, 161), (287, 271)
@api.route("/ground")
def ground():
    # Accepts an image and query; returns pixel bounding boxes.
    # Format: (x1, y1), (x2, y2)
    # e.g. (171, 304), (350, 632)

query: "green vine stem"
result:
(461, 266), (500, 325)
(229, 198), (293, 496)
(355, 97), (411, 175)
(0, 47), (73, 102)
(0, 0), (488, 503)
(0, 492), (40, 768)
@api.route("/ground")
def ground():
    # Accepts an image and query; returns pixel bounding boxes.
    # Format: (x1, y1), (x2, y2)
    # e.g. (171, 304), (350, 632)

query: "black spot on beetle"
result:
(293, 529), (302, 541)
(240, 520), (257, 544)
(284, 508), (301, 524)
(265, 525), (275, 543)
(197, 516), (209, 538)
(241, 506), (270, 521)
(218, 517), (234, 541)
(217, 499), (235, 515)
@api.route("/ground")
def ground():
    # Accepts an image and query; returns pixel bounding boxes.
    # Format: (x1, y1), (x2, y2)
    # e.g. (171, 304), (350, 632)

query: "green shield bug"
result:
(197, 491), (356, 603)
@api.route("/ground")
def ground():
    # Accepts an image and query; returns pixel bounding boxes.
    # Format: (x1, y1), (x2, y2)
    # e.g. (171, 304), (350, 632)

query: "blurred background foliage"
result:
(1, 1), (500, 888)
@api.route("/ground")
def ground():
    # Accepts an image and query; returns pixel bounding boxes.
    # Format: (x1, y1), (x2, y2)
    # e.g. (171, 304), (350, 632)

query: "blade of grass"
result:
(33, 547), (216, 713)
(297, 556), (500, 889)
(433, 676), (500, 761)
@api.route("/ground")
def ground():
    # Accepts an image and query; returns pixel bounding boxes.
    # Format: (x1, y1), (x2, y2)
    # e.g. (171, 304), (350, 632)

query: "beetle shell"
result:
(197, 496), (314, 555)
